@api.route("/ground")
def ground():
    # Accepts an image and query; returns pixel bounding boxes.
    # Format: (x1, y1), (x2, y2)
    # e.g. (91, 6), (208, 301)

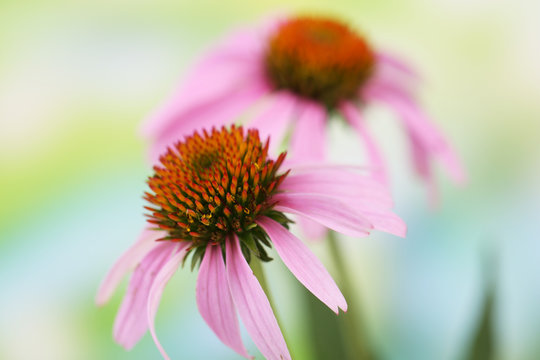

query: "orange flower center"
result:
(144, 126), (290, 263)
(265, 16), (375, 109)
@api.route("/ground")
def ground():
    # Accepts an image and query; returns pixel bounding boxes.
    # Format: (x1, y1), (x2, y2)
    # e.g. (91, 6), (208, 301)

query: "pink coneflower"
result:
(97, 126), (405, 360)
(143, 15), (466, 204)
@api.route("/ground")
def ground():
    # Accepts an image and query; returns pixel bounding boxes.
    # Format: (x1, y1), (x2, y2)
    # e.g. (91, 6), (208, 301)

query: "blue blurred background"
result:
(1, 0), (539, 359)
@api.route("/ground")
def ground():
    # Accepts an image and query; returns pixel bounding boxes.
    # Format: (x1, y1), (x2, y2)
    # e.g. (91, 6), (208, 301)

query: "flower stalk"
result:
(327, 230), (375, 360)
(250, 257), (295, 358)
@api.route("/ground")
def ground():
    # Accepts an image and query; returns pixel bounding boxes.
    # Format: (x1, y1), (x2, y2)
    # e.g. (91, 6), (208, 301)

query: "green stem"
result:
(303, 284), (348, 360)
(464, 292), (495, 360)
(464, 246), (497, 360)
(250, 258), (293, 355)
(327, 230), (375, 360)
(250, 257), (271, 296)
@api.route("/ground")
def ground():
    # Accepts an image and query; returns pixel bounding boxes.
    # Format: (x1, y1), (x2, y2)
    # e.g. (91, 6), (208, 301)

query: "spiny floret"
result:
(144, 126), (288, 251)
(265, 16), (375, 109)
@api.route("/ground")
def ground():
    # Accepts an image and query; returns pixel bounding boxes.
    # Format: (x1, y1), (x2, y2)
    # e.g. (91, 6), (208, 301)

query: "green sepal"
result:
(191, 246), (207, 272)
(265, 210), (294, 229)
(255, 239), (273, 262)
(252, 227), (272, 248)
(240, 241), (252, 264)
(239, 232), (260, 257)
(239, 231), (274, 263)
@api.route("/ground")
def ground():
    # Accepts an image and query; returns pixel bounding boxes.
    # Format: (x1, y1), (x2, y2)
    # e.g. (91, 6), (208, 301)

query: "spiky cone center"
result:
(265, 16), (375, 109)
(145, 126), (290, 265)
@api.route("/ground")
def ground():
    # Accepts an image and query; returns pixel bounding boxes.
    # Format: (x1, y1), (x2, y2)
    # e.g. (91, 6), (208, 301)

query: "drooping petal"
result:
(194, 29), (267, 67)
(288, 100), (327, 164)
(409, 128), (439, 207)
(150, 79), (271, 163)
(280, 168), (393, 209)
(141, 28), (267, 139)
(298, 217), (327, 242)
(113, 242), (183, 350)
(143, 61), (260, 140)
(272, 192), (372, 237)
(362, 76), (411, 104)
(257, 217), (347, 314)
(279, 163), (392, 240)
(278, 166), (406, 237)
(365, 52), (419, 104)
(147, 243), (190, 360)
(248, 91), (297, 155)
(197, 18), (280, 66)
(283, 163), (390, 191)
(365, 87), (467, 185)
(340, 101), (387, 184)
(347, 207), (407, 237)
(284, 163), (371, 173)
(226, 235), (291, 360)
(96, 228), (162, 306)
(280, 176), (390, 206)
(196, 245), (251, 359)
(375, 51), (419, 79)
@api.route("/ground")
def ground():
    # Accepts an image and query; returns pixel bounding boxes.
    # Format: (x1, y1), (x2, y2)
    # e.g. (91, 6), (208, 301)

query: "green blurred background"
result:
(1, 0), (539, 359)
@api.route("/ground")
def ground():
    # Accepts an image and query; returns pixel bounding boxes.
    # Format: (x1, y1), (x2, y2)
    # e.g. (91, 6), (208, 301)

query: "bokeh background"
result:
(1, 0), (539, 359)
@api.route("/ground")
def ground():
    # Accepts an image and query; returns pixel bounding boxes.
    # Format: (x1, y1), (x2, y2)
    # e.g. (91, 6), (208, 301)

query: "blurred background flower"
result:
(1, 0), (539, 359)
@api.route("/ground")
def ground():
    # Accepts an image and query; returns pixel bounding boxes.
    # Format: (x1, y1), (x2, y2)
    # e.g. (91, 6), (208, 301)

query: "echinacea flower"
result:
(143, 15), (466, 205)
(96, 126), (405, 360)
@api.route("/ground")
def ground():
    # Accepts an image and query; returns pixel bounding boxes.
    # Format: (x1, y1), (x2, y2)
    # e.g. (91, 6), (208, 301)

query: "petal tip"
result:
(396, 226), (408, 238)
(95, 288), (110, 306)
(120, 342), (135, 351)
(338, 296), (348, 313)
(114, 333), (136, 351)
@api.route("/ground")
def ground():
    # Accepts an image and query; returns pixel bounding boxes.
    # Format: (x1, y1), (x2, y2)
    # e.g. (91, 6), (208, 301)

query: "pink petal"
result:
(248, 91), (297, 155)
(141, 28), (267, 139)
(96, 228), (162, 306)
(409, 129), (440, 207)
(226, 235), (291, 360)
(365, 87), (467, 185)
(375, 51), (419, 79)
(141, 18), (280, 146)
(147, 243), (190, 360)
(288, 100), (327, 164)
(272, 193), (373, 237)
(298, 217), (327, 242)
(347, 207), (407, 237)
(113, 242), (181, 350)
(257, 217), (347, 314)
(196, 245), (251, 358)
(201, 18), (283, 65)
(279, 164), (399, 239)
(280, 169), (393, 208)
(340, 101), (388, 184)
(285, 163), (371, 173)
(364, 53), (419, 101)
(149, 80), (271, 163)
(278, 166), (406, 237)
(196, 29), (267, 66)
(362, 76), (411, 103)
(143, 62), (259, 140)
